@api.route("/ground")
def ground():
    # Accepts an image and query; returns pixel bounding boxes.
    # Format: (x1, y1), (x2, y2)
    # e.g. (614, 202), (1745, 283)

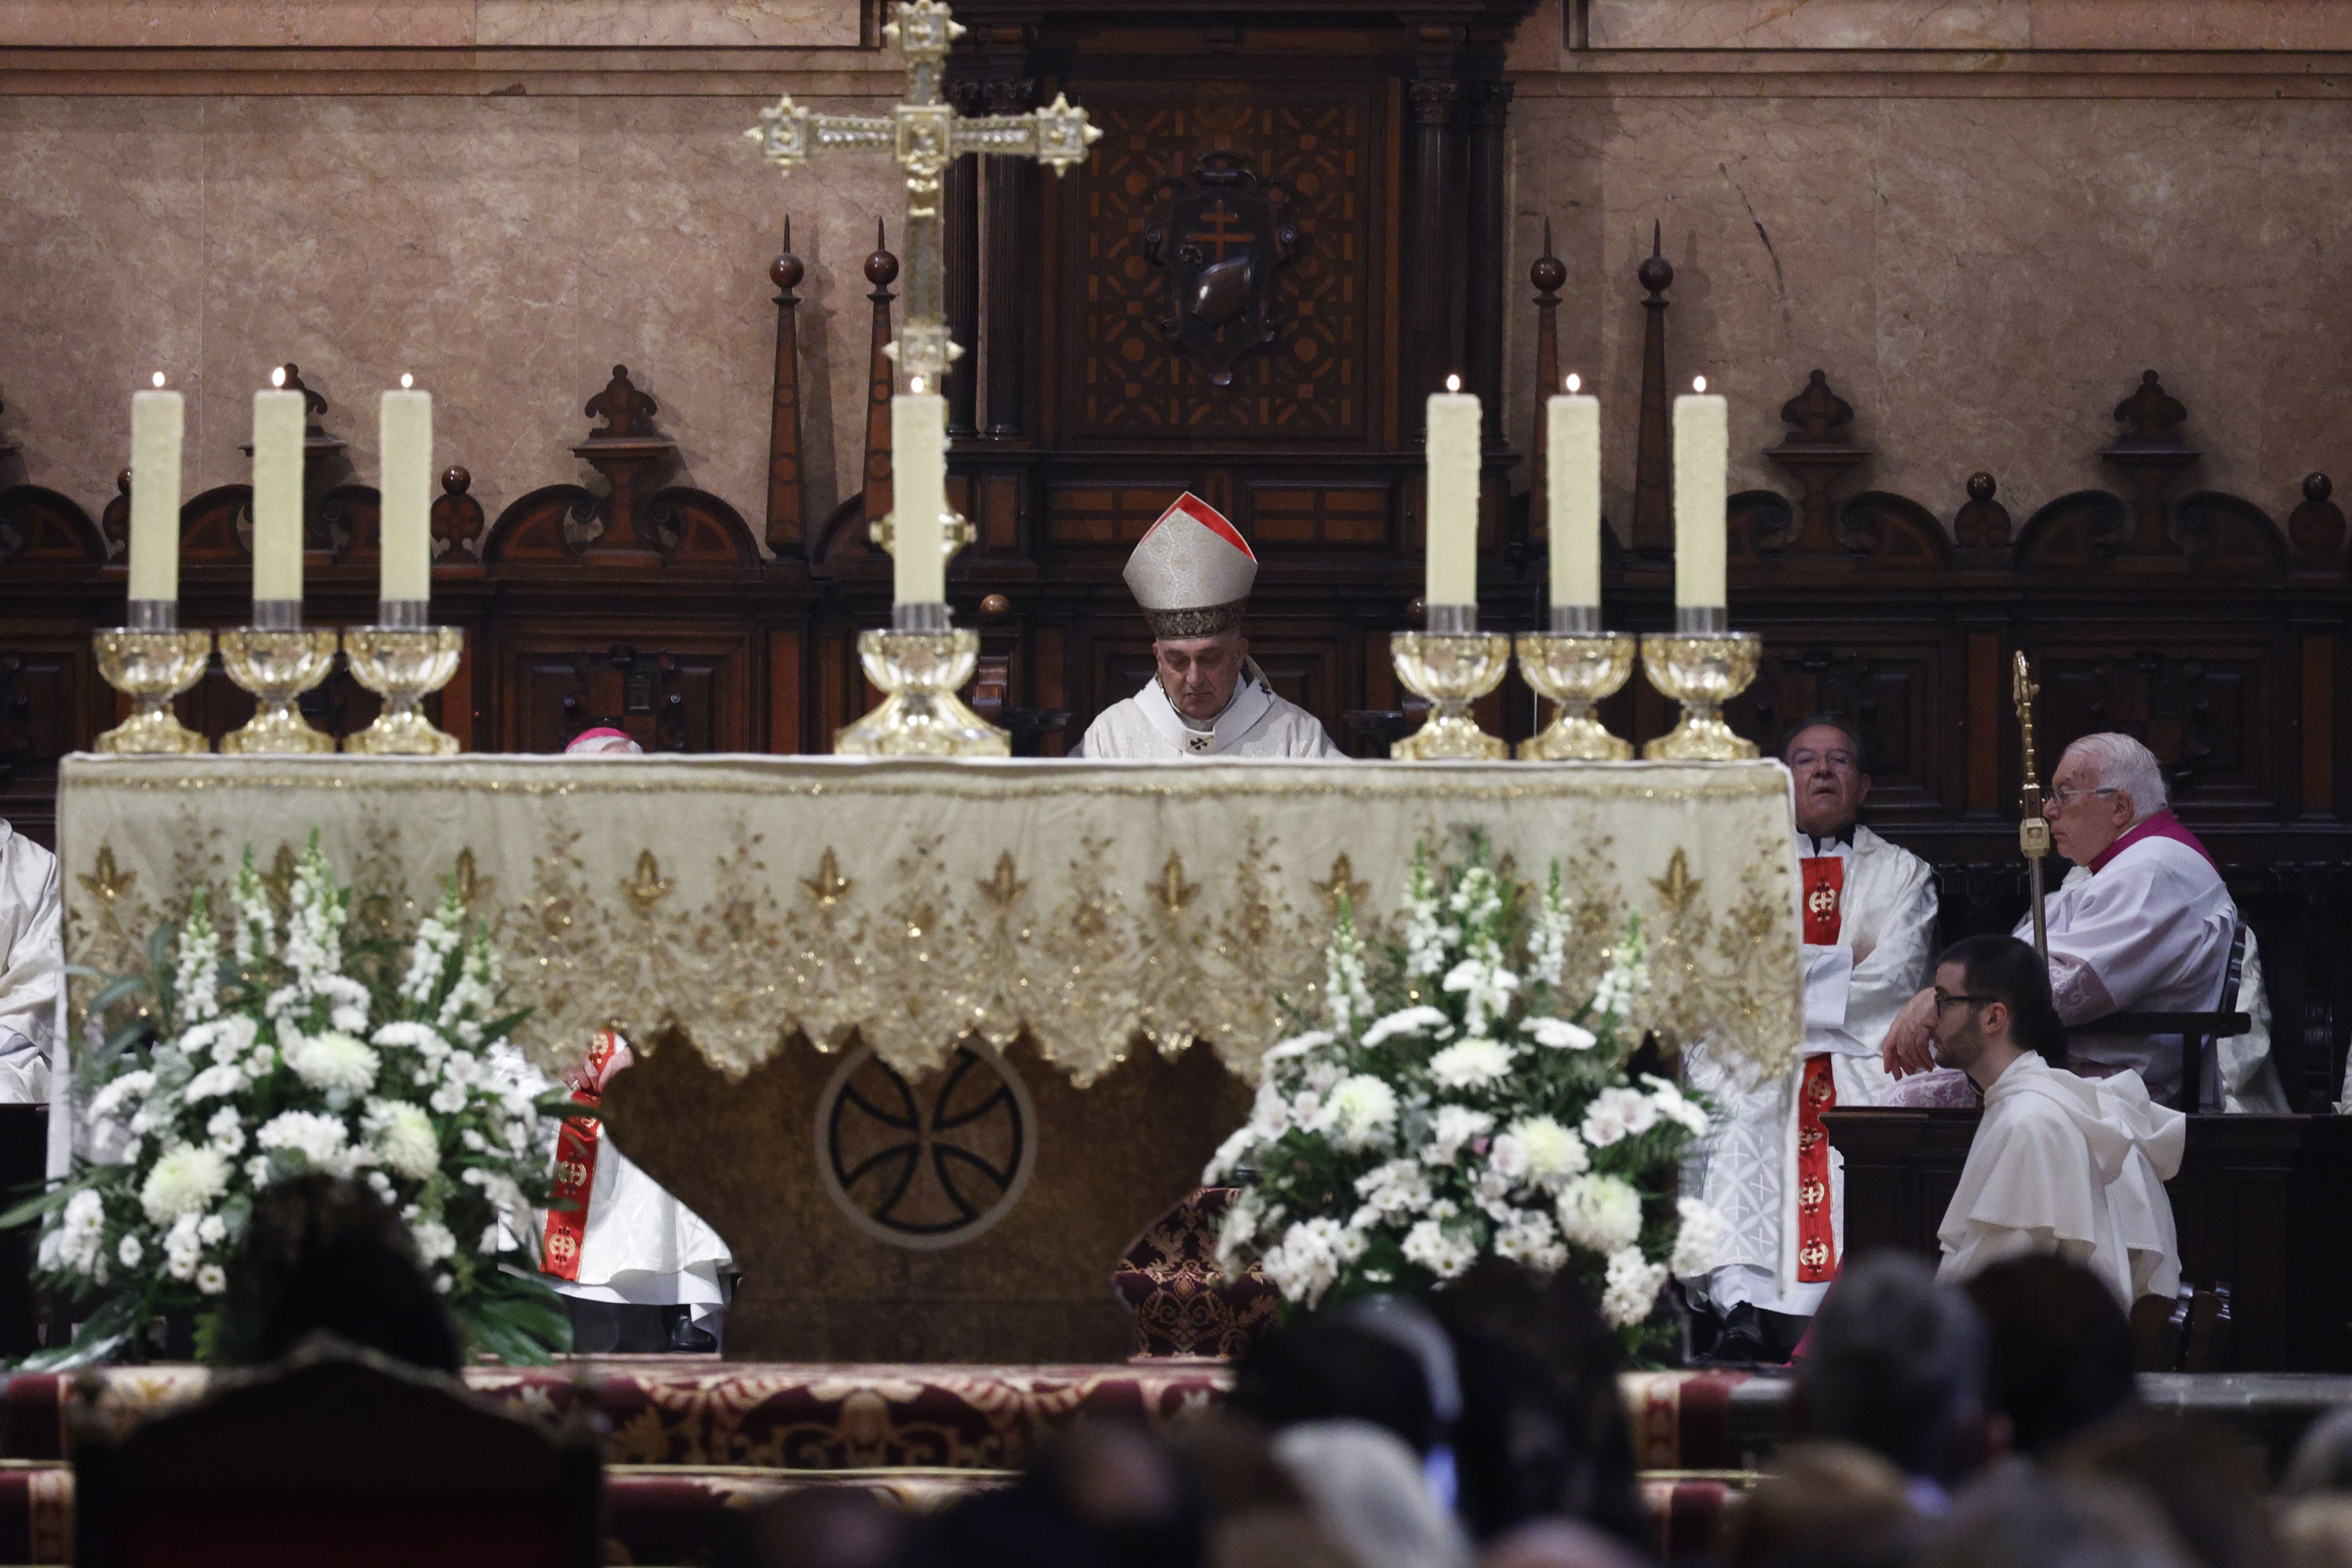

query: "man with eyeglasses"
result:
(1684, 716), (1937, 1363)
(1926, 933), (2183, 1306)
(1883, 732), (2282, 1111)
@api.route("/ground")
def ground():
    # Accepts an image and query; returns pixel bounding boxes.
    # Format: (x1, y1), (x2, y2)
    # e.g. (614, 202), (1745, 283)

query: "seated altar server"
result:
(1928, 934), (2183, 1308)
(1076, 493), (1341, 760)
(1885, 732), (2278, 1109)
(1687, 718), (1936, 1360)
(0, 817), (60, 1104)
(542, 728), (733, 1352)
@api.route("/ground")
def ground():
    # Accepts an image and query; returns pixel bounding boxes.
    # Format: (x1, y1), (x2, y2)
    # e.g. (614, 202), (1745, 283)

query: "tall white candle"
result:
(1672, 382), (1728, 610)
(1424, 378), (1481, 607)
(379, 381), (433, 605)
(890, 391), (949, 605)
(251, 382), (308, 606)
(129, 379), (184, 604)
(1546, 382), (1600, 609)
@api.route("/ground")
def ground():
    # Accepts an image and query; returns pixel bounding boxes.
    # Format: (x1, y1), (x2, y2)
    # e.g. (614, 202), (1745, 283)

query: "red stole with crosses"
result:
(1795, 857), (1846, 1284)
(541, 1031), (622, 1282)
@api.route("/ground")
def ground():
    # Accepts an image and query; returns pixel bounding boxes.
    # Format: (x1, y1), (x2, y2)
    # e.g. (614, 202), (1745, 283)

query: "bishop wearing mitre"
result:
(1684, 717), (1936, 1362)
(1076, 494), (1341, 760)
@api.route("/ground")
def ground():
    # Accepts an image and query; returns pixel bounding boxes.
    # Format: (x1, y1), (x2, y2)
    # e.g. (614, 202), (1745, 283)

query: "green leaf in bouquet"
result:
(15, 1293), (141, 1372)
(0, 1179), (78, 1232)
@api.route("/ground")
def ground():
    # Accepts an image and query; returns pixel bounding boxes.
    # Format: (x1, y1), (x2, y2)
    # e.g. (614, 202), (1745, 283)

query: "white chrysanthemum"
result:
(1352, 1158), (1435, 1221)
(1264, 1030), (1336, 1067)
(1400, 1217), (1477, 1281)
(52, 1188), (107, 1276)
(117, 1234), (144, 1268)
(209, 1015), (259, 1065)
(162, 1213), (203, 1281)
(286, 1030), (380, 1097)
(1203, 1123), (1257, 1187)
(1360, 1006), (1450, 1050)
(1508, 1115), (1591, 1188)
(1522, 1015), (1598, 1051)
(428, 1081), (468, 1115)
(1494, 1207), (1568, 1273)
(410, 1219), (458, 1265)
(1440, 959), (1519, 1032)
(197, 1263), (227, 1295)
(1602, 1247), (1669, 1328)
(1215, 1190), (1271, 1274)
(1421, 1104), (1496, 1166)
(197, 1214), (227, 1246)
(1261, 1216), (1363, 1308)
(205, 1106), (247, 1158)
(256, 1110), (363, 1175)
(1427, 1037), (1517, 1091)
(1556, 1173), (1643, 1256)
(363, 1099), (440, 1181)
(1488, 1132), (1530, 1182)
(1580, 1086), (1657, 1148)
(1642, 1075), (1710, 1136)
(140, 1144), (231, 1225)
(1314, 1074), (1399, 1152)
(1670, 1197), (1729, 1278)
(181, 1064), (244, 1106)
(86, 1072), (156, 1124)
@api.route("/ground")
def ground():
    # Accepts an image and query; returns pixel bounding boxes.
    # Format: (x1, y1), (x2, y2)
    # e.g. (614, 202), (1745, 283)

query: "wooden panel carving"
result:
(0, 486), (105, 564)
(2031, 648), (2272, 814)
(1727, 642), (1949, 815)
(502, 636), (751, 755)
(1075, 93), (1373, 441)
(1245, 484), (1390, 545)
(1047, 482), (1194, 544)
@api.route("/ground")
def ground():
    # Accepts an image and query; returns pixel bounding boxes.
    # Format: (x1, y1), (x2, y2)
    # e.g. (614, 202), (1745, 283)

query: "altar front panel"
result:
(56, 754), (1804, 1086)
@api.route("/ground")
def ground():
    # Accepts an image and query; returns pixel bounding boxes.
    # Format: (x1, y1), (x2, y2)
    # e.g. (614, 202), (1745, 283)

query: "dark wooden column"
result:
(1403, 74), (1461, 436)
(1528, 222), (1565, 541)
(1630, 225), (1675, 553)
(980, 71), (1039, 440)
(1462, 77), (1513, 448)
(944, 81), (984, 439)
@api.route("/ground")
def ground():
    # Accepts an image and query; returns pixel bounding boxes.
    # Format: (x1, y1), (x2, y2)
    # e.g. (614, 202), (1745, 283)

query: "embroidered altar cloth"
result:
(55, 755), (1804, 1084)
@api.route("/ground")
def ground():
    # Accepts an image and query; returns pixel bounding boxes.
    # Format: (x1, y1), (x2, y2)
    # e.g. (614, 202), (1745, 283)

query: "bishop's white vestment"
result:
(1936, 1051), (2184, 1306)
(2012, 813), (2273, 1109)
(1076, 661), (1341, 760)
(1687, 824), (1937, 1316)
(0, 822), (60, 1105)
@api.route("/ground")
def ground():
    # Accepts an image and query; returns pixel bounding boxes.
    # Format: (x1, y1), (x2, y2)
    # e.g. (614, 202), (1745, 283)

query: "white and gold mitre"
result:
(1124, 493), (1258, 639)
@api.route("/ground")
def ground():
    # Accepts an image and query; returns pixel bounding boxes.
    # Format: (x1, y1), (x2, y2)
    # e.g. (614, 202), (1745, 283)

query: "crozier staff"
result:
(1076, 493), (1341, 760)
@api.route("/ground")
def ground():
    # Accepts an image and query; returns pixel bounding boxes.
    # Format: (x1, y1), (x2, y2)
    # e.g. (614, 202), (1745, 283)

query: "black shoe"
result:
(1704, 1303), (1774, 1366)
(664, 1305), (719, 1353)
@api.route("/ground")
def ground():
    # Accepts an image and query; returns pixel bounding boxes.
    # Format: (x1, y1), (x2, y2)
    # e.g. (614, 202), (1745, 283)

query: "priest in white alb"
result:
(1885, 732), (2283, 1111)
(1076, 493), (1341, 760)
(1926, 932), (2184, 1307)
(1684, 717), (1937, 1361)
(0, 817), (60, 1105)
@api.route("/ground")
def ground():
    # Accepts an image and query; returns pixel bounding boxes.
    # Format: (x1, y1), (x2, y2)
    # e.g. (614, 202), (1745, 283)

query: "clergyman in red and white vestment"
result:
(1684, 719), (1937, 1357)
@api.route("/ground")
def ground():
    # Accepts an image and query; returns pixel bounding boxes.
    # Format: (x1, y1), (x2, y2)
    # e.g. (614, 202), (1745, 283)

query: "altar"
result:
(53, 752), (1804, 1361)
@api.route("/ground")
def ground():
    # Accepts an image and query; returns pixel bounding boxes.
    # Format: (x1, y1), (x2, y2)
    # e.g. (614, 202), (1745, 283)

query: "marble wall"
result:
(1, 3), (2348, 545)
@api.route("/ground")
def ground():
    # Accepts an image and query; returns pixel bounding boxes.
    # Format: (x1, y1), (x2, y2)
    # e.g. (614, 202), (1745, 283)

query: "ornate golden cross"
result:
(743, 0), (1099, 388)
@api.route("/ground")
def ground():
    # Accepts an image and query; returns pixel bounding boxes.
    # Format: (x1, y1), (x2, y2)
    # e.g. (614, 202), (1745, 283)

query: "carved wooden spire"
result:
(1630, 221), (1674, 554)
(860, 219), (898, 540)
(766, 215), (809, 557)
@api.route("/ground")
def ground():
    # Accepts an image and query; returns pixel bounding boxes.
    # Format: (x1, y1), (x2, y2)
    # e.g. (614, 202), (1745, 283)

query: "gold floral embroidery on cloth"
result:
(56, 756), (1804, 1085)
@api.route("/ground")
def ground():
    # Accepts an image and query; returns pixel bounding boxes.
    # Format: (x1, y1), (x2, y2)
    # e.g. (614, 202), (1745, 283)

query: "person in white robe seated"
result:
(1884, 732), (2283, 1112)
(1075, 493), (1341, 760)
(1925, 933), (2184, 1308)
(0, 818), (60, 1105)
(541, 728), (734, 1352)
(1686, 717), (1937, 1362)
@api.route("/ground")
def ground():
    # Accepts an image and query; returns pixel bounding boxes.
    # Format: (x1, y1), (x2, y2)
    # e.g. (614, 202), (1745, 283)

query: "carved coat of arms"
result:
(1142, 151), (1298, 387)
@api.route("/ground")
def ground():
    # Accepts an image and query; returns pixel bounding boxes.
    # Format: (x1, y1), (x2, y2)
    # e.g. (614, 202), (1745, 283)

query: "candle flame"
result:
(1565, 373), (1580, 394)
(1445, 374), (1461, 393)
(909, 376), (927, 395)
(1692, 375), (1707, 393)
(150, 371), (166, 389)
(271, 366), (287, 389)
(401, 373), (414, 389)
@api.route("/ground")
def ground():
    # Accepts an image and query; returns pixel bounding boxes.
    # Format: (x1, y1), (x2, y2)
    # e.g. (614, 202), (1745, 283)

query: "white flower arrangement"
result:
(1206, 836), (1726, 1354)
(17, 835), (570, 1367)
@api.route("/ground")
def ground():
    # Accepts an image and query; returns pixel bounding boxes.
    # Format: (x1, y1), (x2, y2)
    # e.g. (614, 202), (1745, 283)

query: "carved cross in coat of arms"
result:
(1142, 151), (1299, 387)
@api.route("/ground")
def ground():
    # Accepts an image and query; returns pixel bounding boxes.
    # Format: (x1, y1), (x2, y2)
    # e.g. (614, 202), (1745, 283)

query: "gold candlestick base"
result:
(835, 628), (1011, 757)
(1639, 632), (1763, 761)
(343, 626), (465, 755)
(218, 628), (340, 755)
(93, 629), (215, 755)
(1514, 631), (1637, 761)
(1390, 631), (1512, 760)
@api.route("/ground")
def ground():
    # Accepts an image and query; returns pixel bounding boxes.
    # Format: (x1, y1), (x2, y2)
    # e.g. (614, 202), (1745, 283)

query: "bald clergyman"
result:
(1076, 493), (1341, 760)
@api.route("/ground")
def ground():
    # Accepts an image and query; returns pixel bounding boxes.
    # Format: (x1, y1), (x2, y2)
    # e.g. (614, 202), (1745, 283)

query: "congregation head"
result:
(1780, 715), (1871, 839)
(2048, 732), (2168, 865)
(1796, 1252), (1995, 1488)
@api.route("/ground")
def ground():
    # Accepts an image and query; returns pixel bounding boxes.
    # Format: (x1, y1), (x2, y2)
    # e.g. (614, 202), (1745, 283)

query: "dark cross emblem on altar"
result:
(818, 1042), (1037, 1250)
(1144, 151), (1300, 386)
(743, 0), (1099, 388)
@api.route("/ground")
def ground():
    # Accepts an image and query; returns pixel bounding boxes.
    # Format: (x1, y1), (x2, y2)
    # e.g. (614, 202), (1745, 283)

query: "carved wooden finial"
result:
(1778, 369), (1854, 446)
(1955, 471), (2013, 550)
(278, 363), (331, 428)
(2289, 471), (2346, 570)
(1530, 216), (1566, 295)
(2112, 370), (2187, 446)
(431, 464), (486, 559)
(1638, 219), (1673, 297)
(865, 220), (899, 290)
(772, 215), (804, 297)
(585, 366), (659, 440)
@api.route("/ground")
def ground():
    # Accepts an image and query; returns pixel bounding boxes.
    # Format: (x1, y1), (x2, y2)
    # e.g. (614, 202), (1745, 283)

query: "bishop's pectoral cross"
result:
(743, 0), (1099, 391)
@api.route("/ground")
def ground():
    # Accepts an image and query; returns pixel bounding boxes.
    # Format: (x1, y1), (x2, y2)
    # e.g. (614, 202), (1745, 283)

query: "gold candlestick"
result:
(218, 628), (339, 755)
(1638, 631), (1762, 761)
(1515, 630), (1636, 762)
(93, 627), (214, 755)
(343, 626), (465, 755)
(835, 607), (1010, 757)
(1390, 621), (1511, 760)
